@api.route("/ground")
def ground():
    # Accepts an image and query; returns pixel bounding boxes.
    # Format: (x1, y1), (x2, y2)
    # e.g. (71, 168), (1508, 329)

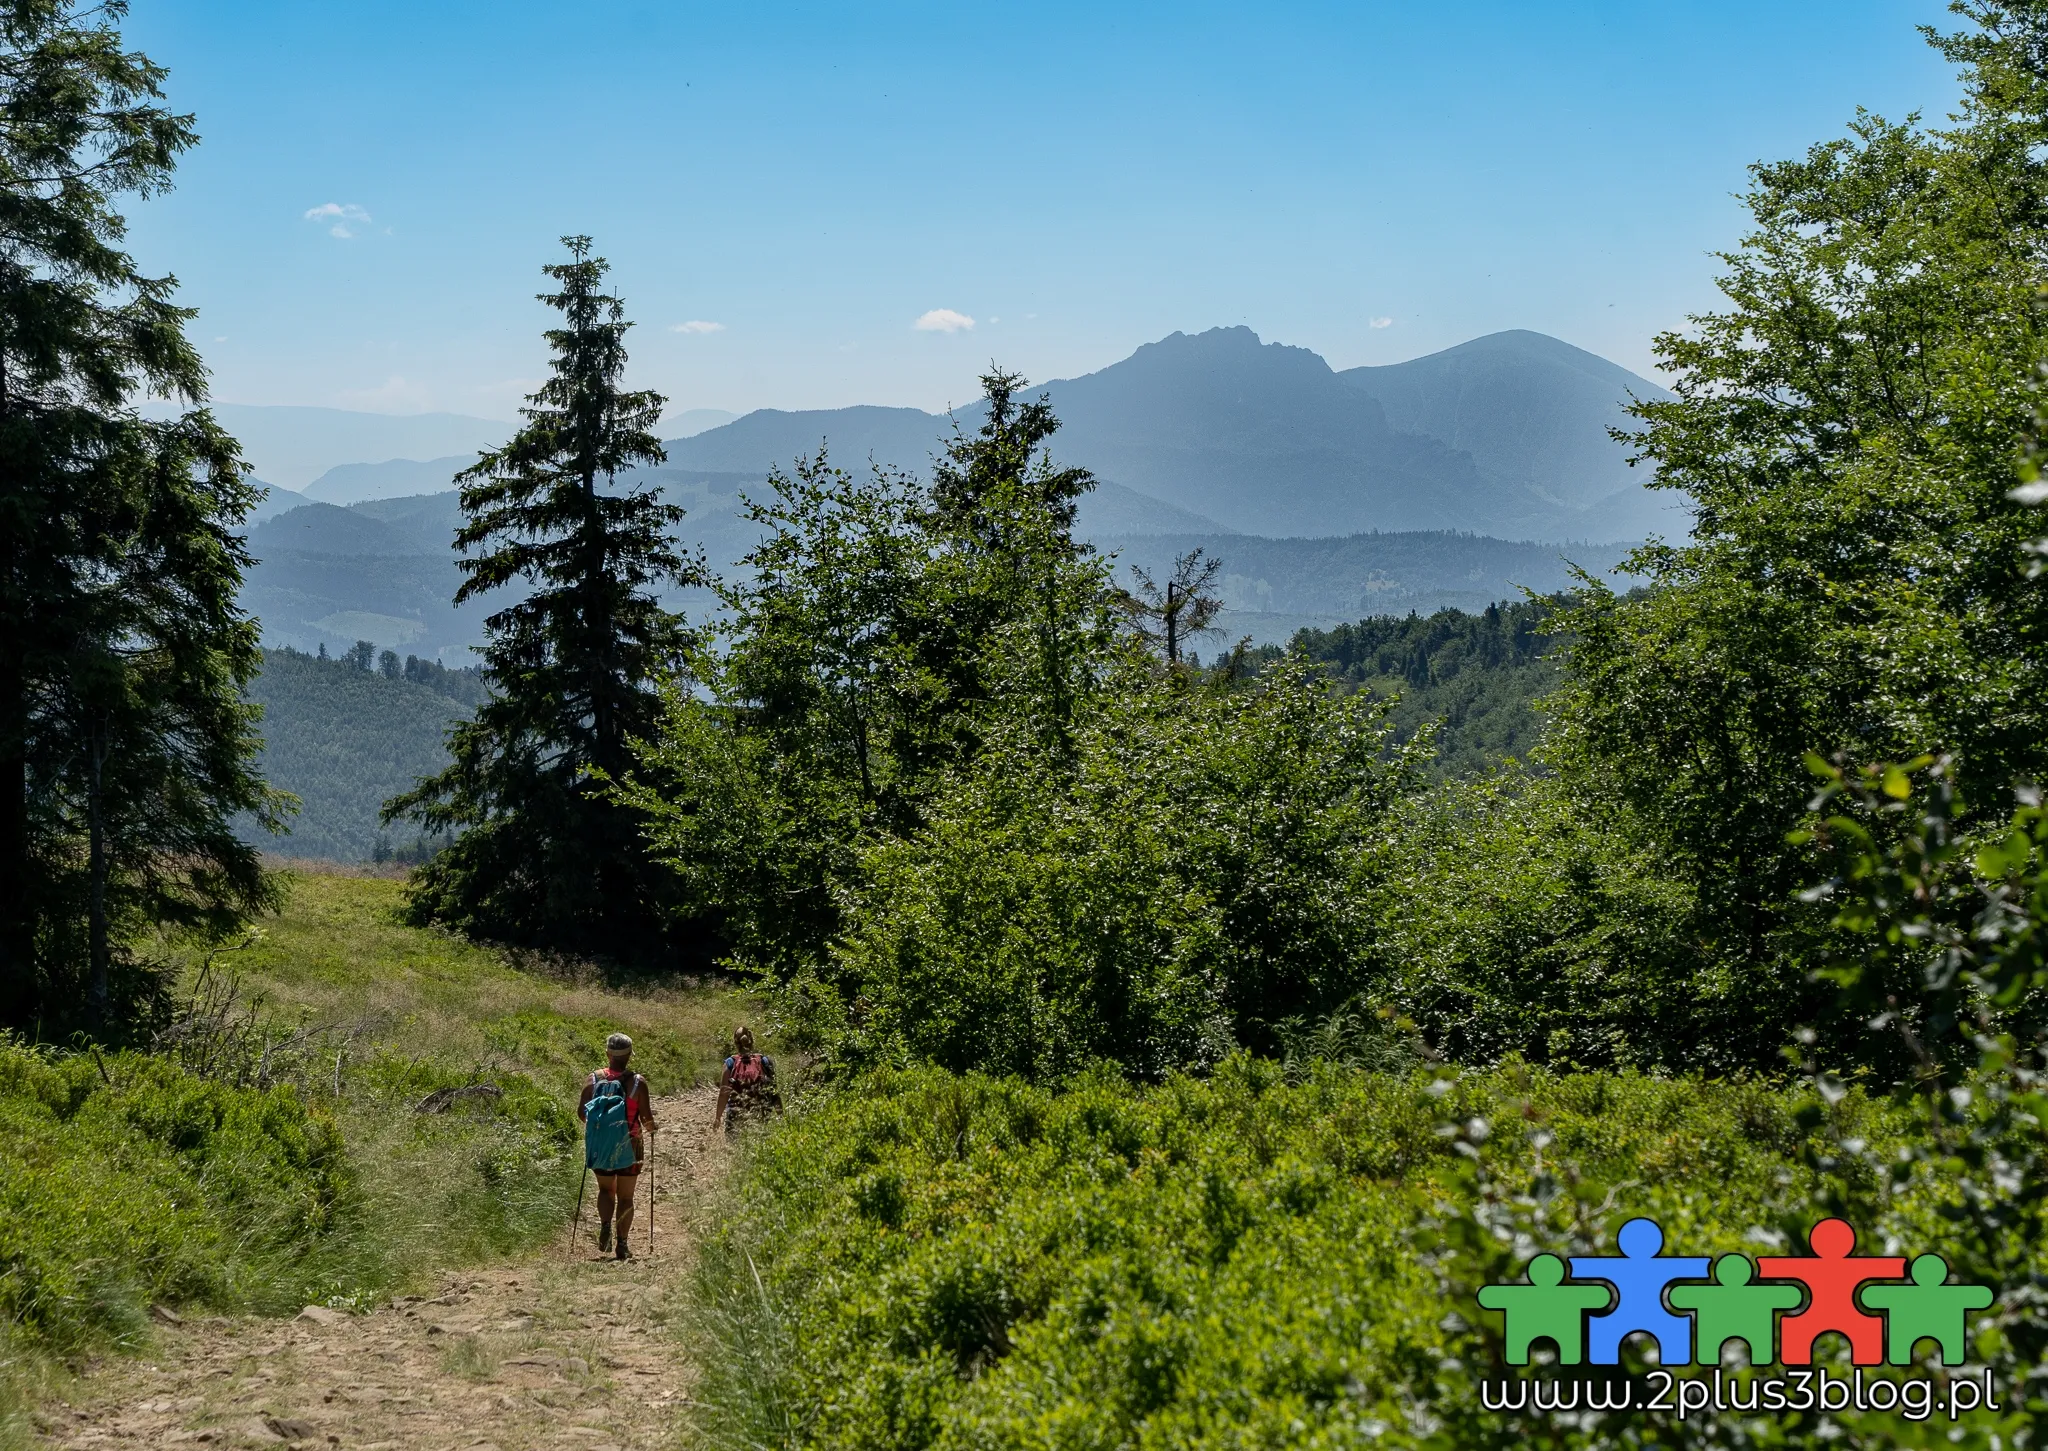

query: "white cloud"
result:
(1369, 316), (1395, 329)
(914, 308), (974, 333)
(304, 202), (372, 239)
(670, 319), (726, 334)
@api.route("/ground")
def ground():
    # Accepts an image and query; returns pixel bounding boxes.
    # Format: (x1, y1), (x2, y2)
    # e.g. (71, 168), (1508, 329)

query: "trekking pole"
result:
(567, 1165), (588, 1260)
(647, 1132), (657, 1259)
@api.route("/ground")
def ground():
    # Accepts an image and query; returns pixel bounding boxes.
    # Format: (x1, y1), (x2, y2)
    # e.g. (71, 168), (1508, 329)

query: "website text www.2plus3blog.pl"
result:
(1480, 1367), (2002, 1423)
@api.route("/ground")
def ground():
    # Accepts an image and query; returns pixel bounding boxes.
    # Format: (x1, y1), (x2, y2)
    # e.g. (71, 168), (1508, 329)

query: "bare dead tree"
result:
(1120, 548), (1226, 667)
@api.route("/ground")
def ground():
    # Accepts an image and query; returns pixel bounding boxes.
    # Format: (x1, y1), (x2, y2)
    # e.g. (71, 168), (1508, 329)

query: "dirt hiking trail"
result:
(41, 1087), (724, 1451)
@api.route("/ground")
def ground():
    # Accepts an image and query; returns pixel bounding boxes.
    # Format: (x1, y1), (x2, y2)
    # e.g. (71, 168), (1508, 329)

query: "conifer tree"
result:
(0, 0), (282, 1034)
(920, 369), (1107, 753)
(386, 237), (700, 958)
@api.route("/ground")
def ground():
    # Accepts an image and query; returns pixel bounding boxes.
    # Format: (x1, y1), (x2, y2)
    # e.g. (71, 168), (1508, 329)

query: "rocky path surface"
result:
(40, 1088), (724, 1451)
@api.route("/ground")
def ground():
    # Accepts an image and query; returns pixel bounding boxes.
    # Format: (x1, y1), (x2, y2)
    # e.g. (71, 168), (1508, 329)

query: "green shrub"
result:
(815, 662), (1427, 1078)
(0, 1037), (577, 1355)
(686, 1060), (2009, 1451)
(0, 1040), (349, 1351)
(1363, 770), (1779, 1071)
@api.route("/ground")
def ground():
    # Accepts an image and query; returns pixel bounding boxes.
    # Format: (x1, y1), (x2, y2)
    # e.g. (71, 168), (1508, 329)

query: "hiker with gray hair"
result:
(577, 1032), (657, 1258)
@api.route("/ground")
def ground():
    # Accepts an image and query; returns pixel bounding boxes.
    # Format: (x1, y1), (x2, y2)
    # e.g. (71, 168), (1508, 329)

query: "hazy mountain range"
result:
(234, 327), (1670, 657)
(666, 327), (1676, 542)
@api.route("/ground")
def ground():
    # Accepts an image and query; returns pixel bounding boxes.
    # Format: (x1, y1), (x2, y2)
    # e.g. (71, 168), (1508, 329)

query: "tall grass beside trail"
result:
(682, 1060), (2030, 1451)
(0, 867), (763, 1433)
(0, 1038), (577, 1348)
(177, 870), (751, 1093)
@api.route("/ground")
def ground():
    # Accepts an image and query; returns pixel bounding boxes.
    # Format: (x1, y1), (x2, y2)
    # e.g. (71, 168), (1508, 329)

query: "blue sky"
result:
(124, 0), (1960, 421)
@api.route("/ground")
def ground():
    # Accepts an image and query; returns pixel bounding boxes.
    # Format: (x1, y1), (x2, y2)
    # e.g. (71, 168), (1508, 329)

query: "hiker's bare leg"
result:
(613, 1175), (637, 1248)
(595, 1176), (618, 1247)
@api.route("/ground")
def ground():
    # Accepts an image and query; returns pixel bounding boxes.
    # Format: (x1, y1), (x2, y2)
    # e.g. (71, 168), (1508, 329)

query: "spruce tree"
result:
(0, 0), (282, 1035)
(385, 237), (700, 959)
(920, 369), (1106, 753)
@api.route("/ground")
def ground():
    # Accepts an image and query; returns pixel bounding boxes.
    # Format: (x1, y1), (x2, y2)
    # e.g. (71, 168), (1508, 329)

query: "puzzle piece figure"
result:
(1477, 1253), (1612, 1365)
(1668, 1254), (1802, 1365)
(1758, 1218), (1905, 1366)
(1571, 1217), (1711, 1365)
(1860, 1253), (1993, 1366)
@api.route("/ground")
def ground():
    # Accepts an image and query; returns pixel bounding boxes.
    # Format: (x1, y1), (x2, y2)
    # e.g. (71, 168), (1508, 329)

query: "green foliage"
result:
(0, 1033), (583, 1375)
(1541, 9), (2048, 1074)
(688, 1061), (1997, 1451)
(819, 659), (1426, 1076)
(244, 647), (480, 862)
(1362, 769), (1752, 1069)
(628, 455), (937, 974)
(1284, 597), (1564, 776)
(1794, 756), (2048, 1416)
(0, 864), (749, 1399)
(0, 0), (283, 1034)
(629, 370), (1118, 976)
(387, 237), (704, 961)
(0, 1037), (349, 1352)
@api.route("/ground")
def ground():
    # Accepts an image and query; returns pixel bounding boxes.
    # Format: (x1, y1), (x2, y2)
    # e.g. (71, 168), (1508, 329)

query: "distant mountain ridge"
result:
(202, 404), (508, 490)
(664, 327), (1677, 543)
(1337, 329), (1668, 526)
(231, 326), (1672, 658)
(305, 455), (479, 505)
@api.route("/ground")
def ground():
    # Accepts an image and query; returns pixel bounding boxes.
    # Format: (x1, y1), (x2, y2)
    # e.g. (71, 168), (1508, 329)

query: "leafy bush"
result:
(686, 1060), (2026, 1451)
(1363, 769), (1795, 1071)
(811, 660), (1427, 1078)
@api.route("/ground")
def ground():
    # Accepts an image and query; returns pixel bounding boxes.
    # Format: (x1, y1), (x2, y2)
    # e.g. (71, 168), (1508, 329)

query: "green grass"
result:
(180, 868), (762, 1095)
(1, 866), (765, 1440)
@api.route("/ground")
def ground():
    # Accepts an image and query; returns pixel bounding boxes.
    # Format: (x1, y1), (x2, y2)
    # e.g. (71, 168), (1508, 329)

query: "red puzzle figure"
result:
(1758, 1218), (1905, 1366)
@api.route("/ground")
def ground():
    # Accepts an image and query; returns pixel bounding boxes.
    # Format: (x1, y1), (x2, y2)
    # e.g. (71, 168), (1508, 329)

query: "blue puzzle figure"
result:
(1570, 1217), (1711, 1365)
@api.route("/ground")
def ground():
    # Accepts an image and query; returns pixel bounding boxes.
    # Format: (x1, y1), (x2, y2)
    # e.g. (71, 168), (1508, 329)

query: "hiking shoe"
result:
(615, 1240), (633, 1261)
(597, 1224), (612, 1253)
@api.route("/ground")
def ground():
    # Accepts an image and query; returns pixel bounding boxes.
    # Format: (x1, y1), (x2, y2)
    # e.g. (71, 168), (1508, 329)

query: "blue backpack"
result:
(584, 1072), (638, 1172)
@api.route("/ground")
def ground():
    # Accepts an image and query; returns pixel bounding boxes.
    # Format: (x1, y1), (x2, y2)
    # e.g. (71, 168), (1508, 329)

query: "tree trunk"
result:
(0, 648), (34, 1031)
(88, 715), (109, 1023)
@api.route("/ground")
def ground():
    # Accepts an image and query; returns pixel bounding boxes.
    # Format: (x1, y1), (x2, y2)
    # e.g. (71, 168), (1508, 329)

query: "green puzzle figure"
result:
(1860, 1254), (1994, 1366)
(1477, 1253), (1613, 1365)
(1667, 1254), (1802, 1365)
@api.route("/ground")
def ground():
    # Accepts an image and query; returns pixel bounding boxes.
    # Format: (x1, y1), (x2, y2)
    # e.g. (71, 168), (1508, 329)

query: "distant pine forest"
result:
(245, 599), (1561, 862)
(244, 645), (488, 862)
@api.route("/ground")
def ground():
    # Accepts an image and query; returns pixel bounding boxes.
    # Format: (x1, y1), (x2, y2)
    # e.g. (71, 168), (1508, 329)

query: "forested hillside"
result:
(244, 647), (485, 861)
(1282, 597), (1562, 775)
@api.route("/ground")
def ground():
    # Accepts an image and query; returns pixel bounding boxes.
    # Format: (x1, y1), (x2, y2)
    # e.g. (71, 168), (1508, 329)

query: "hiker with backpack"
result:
(577, 1032), (657, 1259)
(711, 1025), (778, 1133)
